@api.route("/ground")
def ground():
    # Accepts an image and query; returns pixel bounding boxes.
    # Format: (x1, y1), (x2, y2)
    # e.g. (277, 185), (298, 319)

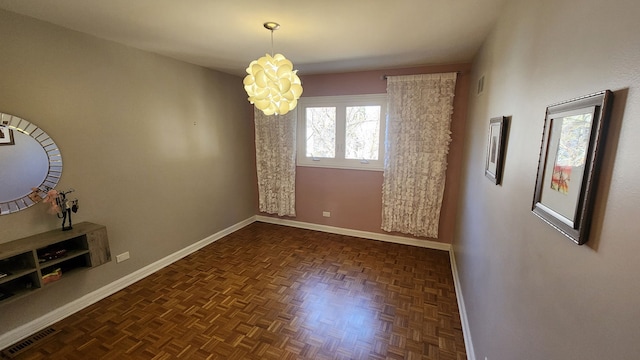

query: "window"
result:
(297, 94), (387, 170)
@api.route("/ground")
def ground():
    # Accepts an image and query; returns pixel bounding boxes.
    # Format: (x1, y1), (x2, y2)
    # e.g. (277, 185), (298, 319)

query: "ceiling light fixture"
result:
(243, 22), (303, 116)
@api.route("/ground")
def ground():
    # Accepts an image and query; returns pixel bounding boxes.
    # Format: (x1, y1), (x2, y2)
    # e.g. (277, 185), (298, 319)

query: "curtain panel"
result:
(382, 73), (457, 238)
(254, 108), (297, 216)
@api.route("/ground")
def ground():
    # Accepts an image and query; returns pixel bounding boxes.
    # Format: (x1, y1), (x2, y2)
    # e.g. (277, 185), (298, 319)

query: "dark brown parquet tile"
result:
(5, 222), (466, 359)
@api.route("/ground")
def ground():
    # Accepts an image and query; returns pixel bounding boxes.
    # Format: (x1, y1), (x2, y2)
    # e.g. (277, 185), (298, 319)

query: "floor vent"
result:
(1, 327), (59, 358)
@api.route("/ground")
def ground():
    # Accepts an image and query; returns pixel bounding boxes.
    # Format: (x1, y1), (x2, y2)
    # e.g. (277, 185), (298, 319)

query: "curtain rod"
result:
(381, 71), (461, 80)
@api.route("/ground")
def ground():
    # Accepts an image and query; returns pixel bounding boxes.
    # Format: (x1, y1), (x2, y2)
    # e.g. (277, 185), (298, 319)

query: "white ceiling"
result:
(0, 0), (508, 76)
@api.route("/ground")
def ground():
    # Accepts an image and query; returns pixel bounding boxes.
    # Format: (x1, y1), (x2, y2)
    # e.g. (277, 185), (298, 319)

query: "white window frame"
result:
(296, 94), (387, 171)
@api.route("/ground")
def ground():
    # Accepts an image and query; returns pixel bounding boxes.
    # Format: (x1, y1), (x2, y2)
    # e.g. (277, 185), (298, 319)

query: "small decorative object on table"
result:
(43, 188), (79, 231)
(42, 268), (62, 284)
(38, 248), (68, 263)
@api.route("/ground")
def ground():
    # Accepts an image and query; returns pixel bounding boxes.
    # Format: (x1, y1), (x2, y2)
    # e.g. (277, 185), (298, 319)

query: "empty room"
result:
(0, 0), (639, 359)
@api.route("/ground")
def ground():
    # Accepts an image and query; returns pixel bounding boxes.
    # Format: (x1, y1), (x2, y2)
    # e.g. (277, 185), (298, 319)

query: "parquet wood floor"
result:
(4, 222), (466, 359)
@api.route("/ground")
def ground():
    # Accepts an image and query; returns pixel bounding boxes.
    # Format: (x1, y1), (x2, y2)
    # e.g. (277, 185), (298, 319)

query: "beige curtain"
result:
(382, 73), (457, 238)
(254, 108), (297, 216)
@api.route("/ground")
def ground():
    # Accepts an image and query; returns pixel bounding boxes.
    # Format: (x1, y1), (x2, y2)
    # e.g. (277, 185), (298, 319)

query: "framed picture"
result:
(485, 116), (508, 184)
(532, 90), (613, 245)
(0, 126), (15, 146)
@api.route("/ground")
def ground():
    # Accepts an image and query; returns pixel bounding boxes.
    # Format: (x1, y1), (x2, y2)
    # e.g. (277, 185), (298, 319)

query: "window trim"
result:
(296, 94), (387, 171)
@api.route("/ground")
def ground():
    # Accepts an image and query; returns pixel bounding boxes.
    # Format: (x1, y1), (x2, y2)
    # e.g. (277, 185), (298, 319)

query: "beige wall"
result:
(261, 64), (471, 244)
(455, 0), (640, 358)
(0, 10), (256, 332)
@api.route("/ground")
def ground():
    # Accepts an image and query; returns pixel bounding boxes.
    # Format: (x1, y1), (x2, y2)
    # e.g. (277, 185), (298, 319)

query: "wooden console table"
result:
(0, 222), (111, 305)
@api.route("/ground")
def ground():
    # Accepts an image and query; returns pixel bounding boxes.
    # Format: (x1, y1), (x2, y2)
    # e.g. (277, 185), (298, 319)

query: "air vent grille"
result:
(1, 327), (59, 358)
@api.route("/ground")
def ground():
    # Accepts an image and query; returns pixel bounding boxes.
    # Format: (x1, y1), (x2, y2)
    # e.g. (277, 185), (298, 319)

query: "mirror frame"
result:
(0, 112), (62, 215)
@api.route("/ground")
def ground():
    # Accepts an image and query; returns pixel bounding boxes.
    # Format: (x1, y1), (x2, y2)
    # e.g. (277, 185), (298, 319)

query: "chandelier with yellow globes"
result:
(243, 22), (303, 116)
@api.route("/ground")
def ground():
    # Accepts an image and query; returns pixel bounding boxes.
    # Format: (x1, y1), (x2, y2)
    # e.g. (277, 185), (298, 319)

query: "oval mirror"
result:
(0, 112), (62, 215)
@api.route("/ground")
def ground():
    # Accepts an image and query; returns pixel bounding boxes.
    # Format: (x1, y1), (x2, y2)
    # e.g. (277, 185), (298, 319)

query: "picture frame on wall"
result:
(484, 116), (508, 184)
(0, 126), (15, 146)
(532, 90), (613, 245)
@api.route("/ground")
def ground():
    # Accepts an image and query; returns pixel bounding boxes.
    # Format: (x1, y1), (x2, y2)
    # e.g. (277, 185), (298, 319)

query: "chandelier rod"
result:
(263, 22), (280, 57)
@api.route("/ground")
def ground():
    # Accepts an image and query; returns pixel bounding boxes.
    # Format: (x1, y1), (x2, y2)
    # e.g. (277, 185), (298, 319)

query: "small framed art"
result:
(531, 90), (613, 245)
(484, 116), (508, 184)
(0, 126), (14, 146)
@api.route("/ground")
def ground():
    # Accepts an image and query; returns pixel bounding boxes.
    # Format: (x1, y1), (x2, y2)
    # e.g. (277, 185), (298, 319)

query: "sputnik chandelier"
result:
(243, 22), (303, 116)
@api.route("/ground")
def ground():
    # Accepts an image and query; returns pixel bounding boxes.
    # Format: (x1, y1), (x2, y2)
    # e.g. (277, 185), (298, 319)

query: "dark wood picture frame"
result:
(532, 90), (613, 245)
(484, 116), (508, 184)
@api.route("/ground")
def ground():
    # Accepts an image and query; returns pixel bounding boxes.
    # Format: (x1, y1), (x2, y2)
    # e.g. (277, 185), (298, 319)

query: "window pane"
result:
(306, 107), (336, 158)
(345, 106), (381, 160)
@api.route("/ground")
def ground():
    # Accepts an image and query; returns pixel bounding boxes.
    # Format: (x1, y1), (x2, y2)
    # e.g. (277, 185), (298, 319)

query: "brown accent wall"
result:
(260, 64), (471, 244)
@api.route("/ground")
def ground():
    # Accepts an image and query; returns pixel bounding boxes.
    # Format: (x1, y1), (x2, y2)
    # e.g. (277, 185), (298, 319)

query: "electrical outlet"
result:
(116, 251), (130, 263)
(322, 211), (331, 217)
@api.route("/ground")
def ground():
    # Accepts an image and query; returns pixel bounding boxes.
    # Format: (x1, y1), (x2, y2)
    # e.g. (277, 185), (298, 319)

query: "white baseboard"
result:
(0, 217), (255, 350)
(449, 248), (475, 360)
(254, 215), (451, 251)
